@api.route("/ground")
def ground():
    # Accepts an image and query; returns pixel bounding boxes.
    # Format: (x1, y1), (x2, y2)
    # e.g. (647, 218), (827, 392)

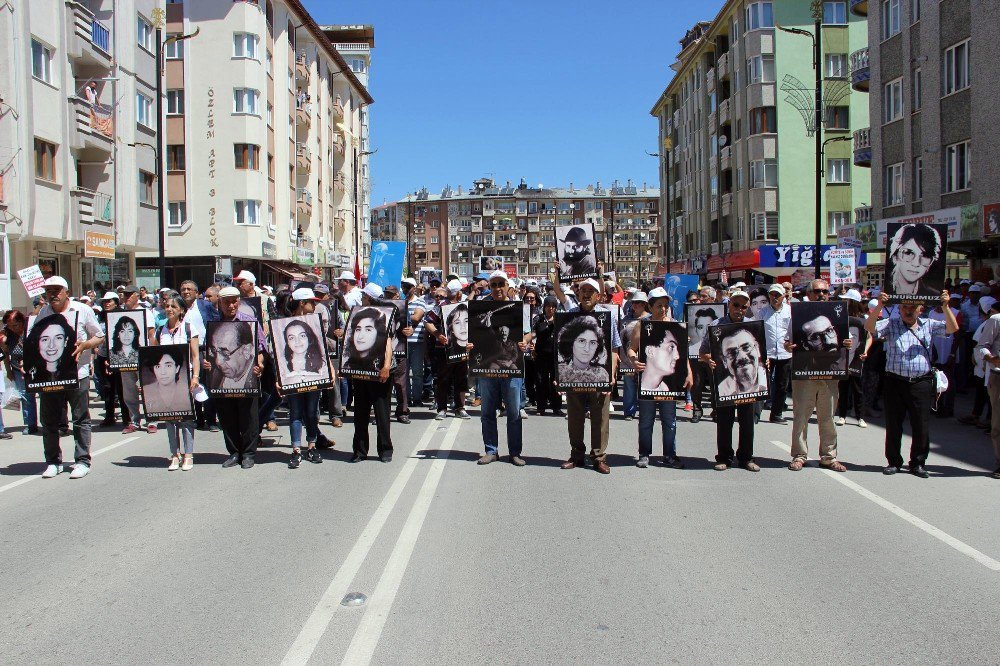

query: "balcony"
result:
(472, 217), (483, 232)
(295, 143), (311, 173)
(332, 96), (345, 121)
(722, 193), (733, 216)
(295, 102), (312, 128)
(296, 188), (313, 217)
(855, 205), (872, 224)
(295, 52), (310, 85)
(68, 2), (112, 71)
(717, 52), (729, 80)
(720, 145), (732, 171)
(334, 210), (347, 228)
(718, 98), (731, 126)
(333, 131), (345, 156)
(70, 96), (113, 158)
(527, 219), (540, 232)
(850, 0), (867, 16)
(853, 128), (872, 167)
(706, 67), (716, 92)
(71, 187), (114, 230)
(850, 48), (870, 92)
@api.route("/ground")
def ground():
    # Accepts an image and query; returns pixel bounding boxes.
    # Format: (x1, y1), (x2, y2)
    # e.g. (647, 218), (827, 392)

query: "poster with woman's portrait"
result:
(106, 310), (148, 371)
(791, 301), (848, 379)
(340, 305), (394, 379)
(468, 301), (526, 378)
(710, 320), (769, 406)
(205, 320), (260, 397)
(884, 222), (948, 304)
(388, 299), (408, 360)
(638, 320), (687, 401)
(478, 256), (503, 273)
(238, 296), (263, 323)
(23, 312), (79, 392)
(139, 344), (194, 420)
(269, 313), (334, 393)
(440, 302), (470, 363)
(685, 303), (724, 358)
(554, 223), (598, 283)
(553, 311), (612, 391)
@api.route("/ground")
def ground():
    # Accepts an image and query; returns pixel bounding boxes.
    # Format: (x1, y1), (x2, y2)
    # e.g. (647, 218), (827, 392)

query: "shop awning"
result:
(262, 261), (317, 283)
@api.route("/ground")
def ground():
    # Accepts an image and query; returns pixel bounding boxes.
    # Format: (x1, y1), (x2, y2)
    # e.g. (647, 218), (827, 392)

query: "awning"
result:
(262, 261), (317, 283)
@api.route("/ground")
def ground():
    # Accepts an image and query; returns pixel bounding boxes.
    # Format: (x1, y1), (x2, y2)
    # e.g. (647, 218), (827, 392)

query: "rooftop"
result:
(396, 179), (660, 204)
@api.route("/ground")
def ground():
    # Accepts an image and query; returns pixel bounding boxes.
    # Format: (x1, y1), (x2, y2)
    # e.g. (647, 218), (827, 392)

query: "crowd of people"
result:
(1, 266), (998, 480)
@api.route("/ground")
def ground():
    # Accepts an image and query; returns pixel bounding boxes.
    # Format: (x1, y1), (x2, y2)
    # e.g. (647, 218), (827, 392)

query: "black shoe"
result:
(396, 414), (411, 424)
(909, 464), (929, 479)
(222, 454), (241, 468)
(315, 434), (334, 449)
(241, 456), (255, 469)
(305, 448), (323, 464)
(99, 418), (116, 427)
(350, 453), (365, 463)
(552, 410), (565, 417)
(0, 432), (11, 440)
(991, 467), (1000, 479)
(769, 416), (788, 424)
(208, 424), (220, 433)
(288, 452), (301, 469)
(379, 452), (393, 463)
(59, 427), (70, 437)
(883, 465), (900, 475)
(691, 410), (702, 423)
(662, 456), (685, 469)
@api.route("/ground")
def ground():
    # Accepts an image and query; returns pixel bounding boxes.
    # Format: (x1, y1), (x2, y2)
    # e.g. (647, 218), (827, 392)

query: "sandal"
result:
(181, 455), (194, 471)
(167, 455), (180, 471)
(788, 459), (806, 471)
(820, 460), (848, 472)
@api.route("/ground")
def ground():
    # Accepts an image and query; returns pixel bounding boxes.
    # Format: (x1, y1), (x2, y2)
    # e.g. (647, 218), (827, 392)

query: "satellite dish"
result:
(719, 135), (728, 147)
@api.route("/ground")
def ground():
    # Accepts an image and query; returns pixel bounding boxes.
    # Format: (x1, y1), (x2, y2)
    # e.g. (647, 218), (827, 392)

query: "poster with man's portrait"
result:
(440, 302), (470, 363)
(238, 296), (263, 323)
(884, 222), (947, 304)
(139, 344), (194, 420)
(685, 303), (724, 358)
(340, 305), (395, 379)
(368, 241), (406, 289)
(638, 320), (687, 401)
(663, 274), (700, 321)
(829, 248), (857, 286)
(554, 223), (598, 283)
(710, 320), (769, 406)
(553, 310), (613, 392)
(388, 299), (408, 360)
(478, 256), (504, 273)
(205, 320), (260, 397)
(106, 310), (148, 371)
(269, 313), (334, 393)
(23, 312), (79, 392)
(468, 301), (526, 378)
(847, 320), (865, 377)
(791, 301), (848, 380)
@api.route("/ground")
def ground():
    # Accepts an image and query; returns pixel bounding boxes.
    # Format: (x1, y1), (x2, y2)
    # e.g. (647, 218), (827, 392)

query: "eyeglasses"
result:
(805, 326), (837, 343)
(489, 281), (506, 288)
(722, 342), (756, 362)
(896, 247), (933, 265)
(210, 345), (241, 361)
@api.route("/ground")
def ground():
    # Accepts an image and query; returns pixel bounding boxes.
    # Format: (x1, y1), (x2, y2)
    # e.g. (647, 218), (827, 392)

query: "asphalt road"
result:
(0, 392), (998, 665)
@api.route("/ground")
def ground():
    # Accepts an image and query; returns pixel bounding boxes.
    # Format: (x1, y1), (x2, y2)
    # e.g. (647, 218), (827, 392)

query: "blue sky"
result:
(303, 0), (705, 205)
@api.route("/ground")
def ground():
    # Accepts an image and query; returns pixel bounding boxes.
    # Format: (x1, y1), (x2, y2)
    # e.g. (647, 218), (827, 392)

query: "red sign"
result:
(503, 263), (517, 279)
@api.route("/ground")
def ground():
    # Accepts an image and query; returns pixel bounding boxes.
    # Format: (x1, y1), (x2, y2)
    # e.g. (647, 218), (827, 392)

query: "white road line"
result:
(770, 440), (1000, 572)
(0, 436), (142, 496)
(281, 417), (459, 666)
(340, 417), (462, 666)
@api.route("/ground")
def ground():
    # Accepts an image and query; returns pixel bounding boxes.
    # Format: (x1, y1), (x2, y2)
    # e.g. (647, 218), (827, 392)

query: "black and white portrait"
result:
(468, 301), (526, 378)
(23, 312), (79, 392)
(685, 303), (724, 358)
(554, 223), (598, 283)
(749, 287), (770, 319)
(553, 311), (612, 391)
(478, 255), (503, 273)
(791, 301), (848, 379)
(139, 344), (194, 420)
(270, 313), (334, 392)
(388, 299), (408, 360)
(340, 305), (394, 379)
(441, 302), (470, 363)
(638, 320), (687, 400)
(238, 296), (263, 323)
(884, 222), (947, 304)
(710, 321), (768, 405)
(205, 320), (260, 396)
(847, 321), (865, 377)
(107, 310), (147, 370)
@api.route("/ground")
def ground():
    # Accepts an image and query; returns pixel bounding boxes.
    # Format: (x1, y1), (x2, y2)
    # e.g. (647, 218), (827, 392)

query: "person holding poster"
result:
(554, 224), (598, 282)
(109, 286), (156, 436)
(149, 293), (200, 472)
(423, 282), (472, 420)
(345, 289), (395, 463)
(757, 284), (792, 424)
(836, 290), (872, 428)
(885, 222), (947, 301)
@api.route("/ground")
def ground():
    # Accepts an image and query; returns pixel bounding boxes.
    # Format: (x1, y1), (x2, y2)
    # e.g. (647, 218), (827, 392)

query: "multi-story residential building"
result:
(141, 0), (372, 289)
(650, 2), (870, 284)
(370, 202), (403, 243)
(0, 0), (163, 308)
(844, 0), (999, 282)
(383, 178), (661, 282)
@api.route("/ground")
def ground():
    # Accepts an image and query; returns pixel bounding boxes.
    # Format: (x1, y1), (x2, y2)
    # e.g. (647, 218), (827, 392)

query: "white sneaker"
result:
(456, 410), (471, 419)
(834, 417), (846, 426)
(519, 409), (528, 419)
(41, 464), (63, 479)
(858, 418), (868, 428)
(69, 464), (90, 479)
(435, 411), (447, 420)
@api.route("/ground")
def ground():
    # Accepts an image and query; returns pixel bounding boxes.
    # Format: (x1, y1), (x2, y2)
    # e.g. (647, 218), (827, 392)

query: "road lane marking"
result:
(770, 440), (1000, 572)
(282, 417), (458, 666)
(340, 417), (463, 666)
(0, 436), (142, 496)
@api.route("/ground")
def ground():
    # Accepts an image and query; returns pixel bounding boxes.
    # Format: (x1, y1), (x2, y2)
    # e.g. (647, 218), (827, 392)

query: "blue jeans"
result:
(479, 377), (522, 457)
(287, 391), (321, 447)
(407, 340), (425, 403)
(14, 371), (37, 430)
(622, 375), (639, 417)
(166, 421), (195, 455)
(638, 400), (677, 458)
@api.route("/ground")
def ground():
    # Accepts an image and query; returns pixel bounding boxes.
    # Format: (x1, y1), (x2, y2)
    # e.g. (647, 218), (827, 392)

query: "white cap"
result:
(291, 287), (319, 301)
(446, 279), (463, 293)
(577, 278), (602, 293)
(337, 270), (357, 282)
(401, 277), (417, 287)
(647, 287), (670, 301)
(729, 289), (750, 301)
(960, 279), (971, 285)
(79, 295), (93, 303)
(233, 270), (256, 284)
(362, 283), (384, 299)
(768, 283), (785, 295)
(731, 281), (747, 290)
(218, 286), (240, 298)
(100, 291), (119, 301)
(868, 298), (879, 309)
(980, 296), (997, 314)
(158, 287), (171, 293)
(43, 276), (69, 289)
(261, 285), (272, 292)
(631, 291), (649, 303)
(969, 284), (983, 293)
(840, 288), (862, 302)
(525, 279), (538, 287)
(488, 269), (508, 284)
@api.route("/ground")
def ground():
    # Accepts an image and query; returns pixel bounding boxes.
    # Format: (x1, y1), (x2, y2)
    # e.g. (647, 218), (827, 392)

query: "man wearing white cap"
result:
(620, 291), (649, 420)
(35, 276), (106, 479)
(399, 277), (428, 407)
(337, 270), (363, 310)
(758, 283), (792, 423)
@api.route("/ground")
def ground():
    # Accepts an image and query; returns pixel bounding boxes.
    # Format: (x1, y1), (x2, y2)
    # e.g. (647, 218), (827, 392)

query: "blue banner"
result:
(368, 241), (407, 288)
(757, 244), (867, 268)
(663, 274), (700, 320)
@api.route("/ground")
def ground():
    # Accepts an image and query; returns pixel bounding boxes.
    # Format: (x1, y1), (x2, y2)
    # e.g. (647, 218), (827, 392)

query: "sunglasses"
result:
(731, 302), (750, 310)
(489, 281), (506, 288)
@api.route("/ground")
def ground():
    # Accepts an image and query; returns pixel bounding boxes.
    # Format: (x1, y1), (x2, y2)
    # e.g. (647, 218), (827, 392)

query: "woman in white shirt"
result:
(152, 293), (201, 471)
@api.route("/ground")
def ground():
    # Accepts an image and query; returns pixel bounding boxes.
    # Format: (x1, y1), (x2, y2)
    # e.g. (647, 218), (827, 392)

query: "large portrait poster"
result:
(269, 313), (335, 393)
(829, 248), (857, 286)
(23, 312), (79, 393)
(440, 302), (470, 363)
(663, 274), (700, 320)
(368, 241), (406, 289)
(238, 296), (263, 323)
(340, 305), (394, 379)
(106, 310), (148, 371)
(468, 301), (526, 378)
(554, 223), (598, 283)
(847, 318), (865, 377)
(884, 222), (947, 304)
(388, 299), (408, 360)
(553, 310), (612, 392)
(638, 320), (687, 401)
(791, 301), (848, 380)
(205, 320), (260, 397)
(710, 320), (768, 406)
(685, 303), (724, 358)
(139, 344), (194, 421)
(478, 255), (504, 273)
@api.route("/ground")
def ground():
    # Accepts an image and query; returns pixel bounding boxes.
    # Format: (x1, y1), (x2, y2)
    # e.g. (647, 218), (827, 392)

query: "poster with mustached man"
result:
(710, 320), (769, 406)
(790, 301), (848, 380)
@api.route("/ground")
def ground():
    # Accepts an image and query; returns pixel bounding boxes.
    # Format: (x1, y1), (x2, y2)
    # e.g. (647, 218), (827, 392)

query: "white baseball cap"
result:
(731, 281), (747, 290)
(446, 279), (463, 294)
(362, 283), (384, 299)
(233, 270), (256, 284)
(218, 286), (241, 298)
(729, 289), (750, 301)
(291, 287), (319, 301)
(768, 283), (785, 295)
(840, 288), (862, 302)
(43, 276), (69, 289)
(99, 291), (119, 301)
(401, 277), (417, 287)
(577, 278), (602, 293)
(488, 269), (508, 284)
(647, 287), (670, 302)
(969, 284), (983, 293)
(337, 270), (357, 282)
(980, 296), (997, 314)
(631, 291), (649, 303)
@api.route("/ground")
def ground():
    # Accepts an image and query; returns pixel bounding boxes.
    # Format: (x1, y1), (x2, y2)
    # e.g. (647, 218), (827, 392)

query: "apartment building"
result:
(650, 1), (870, 283)
(0, 0), (163, 309)
(370, 202), (403, 243)
(142, 0), (372, 289)
(844, 0), (1000, 280)
(386, 178), (661, 282)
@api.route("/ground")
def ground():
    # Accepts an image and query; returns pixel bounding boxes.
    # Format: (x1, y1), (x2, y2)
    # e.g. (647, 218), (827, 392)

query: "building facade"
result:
(651, 1), (871, 284)
(370, 201), (402, 243)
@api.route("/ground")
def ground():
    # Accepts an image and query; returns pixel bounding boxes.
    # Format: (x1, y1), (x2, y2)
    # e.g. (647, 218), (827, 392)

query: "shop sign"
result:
(261, 241), (277, 259)
(84, 230), (116, 259)
(757, 244), (868, 268)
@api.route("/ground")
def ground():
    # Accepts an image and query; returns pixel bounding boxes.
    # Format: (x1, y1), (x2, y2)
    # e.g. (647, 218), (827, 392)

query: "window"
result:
(234, 144), (260, 170)
(882, 78), (903, 123)
(33, 138), (56, 182)
(746, 55), (775, 83)
(911, 0), (920, 22)
(825, 54), (847, 78)
(166, 145), (185, 171)
(944, 141), (971, 192)
(351, 59), (366, 73)
(752, 212), (778, 240)
(136, 93), (154, 128)
(912, 68), (922, 111)
(944, 40), (970, 95)
(827, 212), (850, 236)
(138, 171), (155, 205)
(913, 157), (923, 200)
(745, 2), (774, 30)
(827, 159), (850, 183)
(881, 0), (901, 40)
(165, 35), (184, 59)
(166, 89), (184, 115)
(750, 159), (778, 188)
(748, 106), (777, 134)
(235, 200), (261, 226)
(883, 163), (904, 206)
(31, 39), (53, 83)
(233, 88), (260, 115)
(267, 153), (274, 179)
(268, 205), (276, 231)
(137, 16), (153, 52)
(233, 33), (259, 60)
(167, 202), (187, 227)
(825, 105), (849, 130)
(823, 1), (847, 24)
(265, 49), (272, 72)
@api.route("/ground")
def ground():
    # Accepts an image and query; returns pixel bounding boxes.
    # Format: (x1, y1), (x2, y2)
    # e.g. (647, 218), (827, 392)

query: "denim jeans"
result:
(479, 377), (523, 457)
(166, 421), (195, 455)
(638, 400), (677, 458)
(287, 390), (321, 447)
(407, 340), (425, 403)
(622, 374), (639, 417)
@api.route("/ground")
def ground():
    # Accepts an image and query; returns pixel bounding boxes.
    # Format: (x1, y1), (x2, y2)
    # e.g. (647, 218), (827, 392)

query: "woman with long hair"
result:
(282, 288), (332, 469)
(23, 315), (77, 384)
(2, 309), (35, 435)
(94, 293), (128, 427)
(344, 307), (390, 373)
(556, 314), (610, 385)
(281, 319), (326, 381)
(889, 223), (943, 296)
(152, 293), (200, 471)
(350, 288), (395, 463)
(109, 315), (141, 367)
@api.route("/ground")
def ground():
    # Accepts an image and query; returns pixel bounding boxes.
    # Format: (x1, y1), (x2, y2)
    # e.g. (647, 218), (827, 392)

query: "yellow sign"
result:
(85, 231), (116, 259)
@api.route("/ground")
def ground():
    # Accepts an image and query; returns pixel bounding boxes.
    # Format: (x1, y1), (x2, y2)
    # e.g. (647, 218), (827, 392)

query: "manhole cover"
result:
(341, 592), (367, 607)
